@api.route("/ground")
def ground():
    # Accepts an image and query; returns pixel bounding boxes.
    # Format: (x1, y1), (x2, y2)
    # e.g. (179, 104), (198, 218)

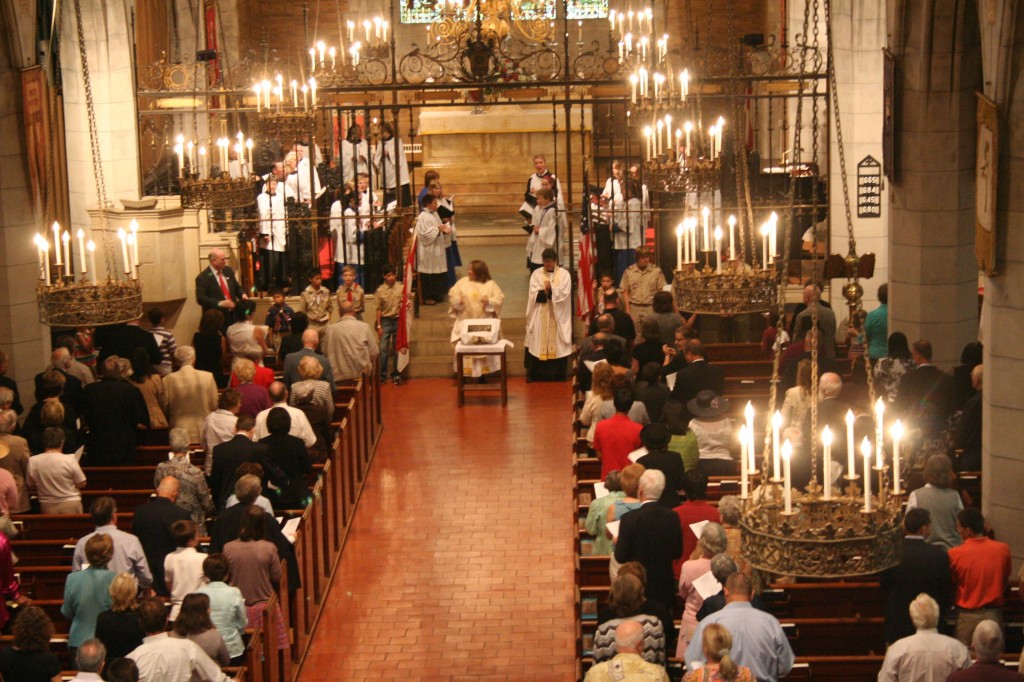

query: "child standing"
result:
(164, 520), (207, 621)
(415, 193), (451, 305)
(300, 270), (332, 338)
(375, 265), (403, 383)
(591, 270), (617, 316)
(263, 289), (293, 353)
(336, 265), (365, 320)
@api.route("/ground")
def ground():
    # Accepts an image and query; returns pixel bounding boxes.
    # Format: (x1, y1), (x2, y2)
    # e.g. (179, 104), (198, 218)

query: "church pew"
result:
(780, 617), (886, 656)
(82, 463), (327, 491)
(10, 539), (75, 566)
(11, 513), (134, 540)
(761, 582), (886, 619)
(782, 656), (885, 681)
(14, 565), (72, 600)
(79, 488), (154, 512)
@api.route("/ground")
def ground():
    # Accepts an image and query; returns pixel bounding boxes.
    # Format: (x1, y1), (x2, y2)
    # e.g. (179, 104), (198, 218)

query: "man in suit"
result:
(210, 474), (299, 590)
(880, 507), (953, 644)
(161, 346), (219, 443)
(282, 328), (335, 396)
(670, 339), (725, 422)
(578, 314), (625, 359)
(614, 469), (683, 608)
(35, 348), (85, 413)
(94, 315), (162, 367)
(895, 339), (957, 441)
(195, 248), (246, 322)
(131, 477), (190, 596)
(80, 356), (150, 466)
(209, 414), (287, 507)
(635, 423), (684, 508)
(792, 284), (837, 360)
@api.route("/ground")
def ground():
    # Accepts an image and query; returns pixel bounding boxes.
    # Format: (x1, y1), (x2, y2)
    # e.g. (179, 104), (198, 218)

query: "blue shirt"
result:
(197, 581), (248, 659)
(684, 602), (794, 682)
(864, 303), (888, 360)
(62, 566), (115, 647)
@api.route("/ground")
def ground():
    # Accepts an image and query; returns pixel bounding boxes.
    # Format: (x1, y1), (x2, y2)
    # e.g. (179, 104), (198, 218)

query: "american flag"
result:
(576, 192), (594, 322)
(395, 231), (417, 374)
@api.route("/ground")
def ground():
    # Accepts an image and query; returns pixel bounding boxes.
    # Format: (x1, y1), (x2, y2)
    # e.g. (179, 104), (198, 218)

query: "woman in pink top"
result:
(677, 522), (728, 656)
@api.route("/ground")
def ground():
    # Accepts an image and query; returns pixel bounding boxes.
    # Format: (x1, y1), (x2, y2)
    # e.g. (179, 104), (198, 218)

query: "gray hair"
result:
(709, 553), (738, 584)
(234, 474), (262, 504)
(75, 639), (106, 673)
(174, 346), (196, 366)
(168, 427), (190, 454)
(638, 469), (665, 502)
(819, 372), (843, 399)
(102, 356), (122, 378)
(236, 342), (263, 362)
(614, 620), (644, 652)
(717, 495), (742, 525)
(909, 593), (940, 631)
(51, 347), (71, 368)
(698, 522), (729, 557)
(972, 620), (1004, 661)
(0, 409), (16, 434)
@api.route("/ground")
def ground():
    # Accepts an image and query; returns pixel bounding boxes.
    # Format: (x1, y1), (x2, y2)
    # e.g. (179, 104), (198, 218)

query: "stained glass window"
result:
(399, 0), (607, 24)
(567, 0), (609, 20)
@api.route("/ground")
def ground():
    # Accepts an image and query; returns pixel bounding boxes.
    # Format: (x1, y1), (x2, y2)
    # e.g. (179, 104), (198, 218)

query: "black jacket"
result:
(131, 496), (191, 595)
(614, 502), (682, 609)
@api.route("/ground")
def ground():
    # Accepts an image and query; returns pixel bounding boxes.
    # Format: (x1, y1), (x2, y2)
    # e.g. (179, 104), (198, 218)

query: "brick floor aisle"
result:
(298, 377), (577, 682)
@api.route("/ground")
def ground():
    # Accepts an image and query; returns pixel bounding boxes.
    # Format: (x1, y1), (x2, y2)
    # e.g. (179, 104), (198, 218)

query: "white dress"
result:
(448, 277), (505, 376)
(415, 209), (447, 274)
(524, 266), (573, 361)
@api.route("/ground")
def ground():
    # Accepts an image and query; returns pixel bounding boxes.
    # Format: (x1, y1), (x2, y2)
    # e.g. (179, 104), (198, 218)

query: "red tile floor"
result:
(298, 377), (577, 681)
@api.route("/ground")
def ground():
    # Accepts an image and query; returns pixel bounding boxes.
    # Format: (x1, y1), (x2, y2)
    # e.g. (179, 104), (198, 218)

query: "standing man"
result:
(415, 193), (450, 306)
(195, 249), (245, 323)
(601, 161), (628, 280)
(948, 507), (1011, 645)
(526, 188), (558, 273)
(340, 124), (370, 185)
(792, 284), (837, 360)
(132, 477), (191, 596)
(321, 301), (380, 383)
(864, 283), (888, 365)
(670, 339), (726, 421)
(81, 357), (150, 467)
(877, 593), (969, 682)
(620, 247), (666, 329)
(373, 121), (411, 208)
(524, 248), (573, 382)
(257, 175), (288, 293)
(613, 469), (682, 609)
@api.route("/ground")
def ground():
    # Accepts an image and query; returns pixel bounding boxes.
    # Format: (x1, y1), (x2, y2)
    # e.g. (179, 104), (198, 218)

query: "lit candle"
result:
(861, 438), (872, 512)
(126, 232), (137, 279)
(608, 9), (615, 30)
(675, 129), (682, 161)
(769, 212), (778, 258)
(655, 121), (663, 156)
(708, 125), (717, 160)
(664, 114), (672, 148)
(630, 74), (638, 104)
(118, 228), (130, 275)
(684, 121), (692, 157)
(187, 140), (195, 173)
(701, 206), (710, 250)
(682, 221), (690, 263)
(76, 229), (86, 274)
(317, 40), (326, 65)
(740, 424), (749, 498)
(363, 20), (371, 42)
(275, 85), (282, 112)
(627, 9), (633, 31)
(374, 16), (382, 41)
(309, 78), (317, 107)
(302, 84), (309, 111)
(760, 223), (769, 268)
(680, 69), (689, 101)
(618, 41), (625, 62)
(382, 21), (389, 44)
(714, 226), (723, 273)
(246, 139), (254, 169)
(874, 398), (885, 469)
(262, 80), (271, 109)
(309, 48), (316, 72)
(86, 240), (96, 283)
(845, 409), (856, 480)
(689, 218), (697, 263)
(175, 135), (185, 176)
(347, 20), (355, 43)
(52, 222), (62, 266)
(675, 223), (684, 271)
(130, 219), (139, 269)
(822, 426), (833, 499)
(61, 231), (71, 277)
(329, 47), (336, 70)
(40, 237), (50, 283)
(744, 401), (755, 466)
(578, 20), (583, 43)
(782, 440), (793, 514)
(643, 126), (652, 160)
(892, 420), (904, 494)
(199, 146), (207, 178)
(727, 215), (736, 260)
(291, 80), (298, 108)
(254, 83), (262, 113)
(772, 410), (782, 480)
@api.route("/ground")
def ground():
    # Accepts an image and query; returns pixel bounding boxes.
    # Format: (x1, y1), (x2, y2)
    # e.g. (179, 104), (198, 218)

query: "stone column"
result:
(887, 0), (981, 367)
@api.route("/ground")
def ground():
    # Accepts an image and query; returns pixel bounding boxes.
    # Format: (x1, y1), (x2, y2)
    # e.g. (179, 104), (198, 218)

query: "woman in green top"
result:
(663, 399), (699, 472)
(62, 532), (115, 649)
(584, 470), (626, 556)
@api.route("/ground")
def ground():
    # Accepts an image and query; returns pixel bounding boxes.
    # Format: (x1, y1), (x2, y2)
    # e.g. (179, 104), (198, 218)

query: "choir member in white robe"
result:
(257, 176), (288, 290)
(372, 121), (411, 207)
(340, 124), (370, 184)
(448, 260), (505, 377)
(415, 194), (450, 304)
(330, 189), (363, 287)
(524, 248), (573, 382)
(526, 188), (559, 272)
(601, 160), (632, 281)
(284, 149), (323, 204)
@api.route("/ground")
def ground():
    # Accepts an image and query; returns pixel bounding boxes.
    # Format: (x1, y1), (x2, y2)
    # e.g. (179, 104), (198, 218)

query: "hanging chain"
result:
(806, 0), (822, 487)
(73, 0), (119, 281)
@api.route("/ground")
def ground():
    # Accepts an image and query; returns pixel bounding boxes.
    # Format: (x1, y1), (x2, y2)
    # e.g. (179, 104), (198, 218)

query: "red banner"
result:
(20, 66), (49, 216)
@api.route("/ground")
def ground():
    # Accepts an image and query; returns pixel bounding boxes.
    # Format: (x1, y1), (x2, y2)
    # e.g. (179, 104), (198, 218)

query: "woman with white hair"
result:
(878, 593), (969, 682)
(155, 428), (214, 535)
(677, 523), (729, 654)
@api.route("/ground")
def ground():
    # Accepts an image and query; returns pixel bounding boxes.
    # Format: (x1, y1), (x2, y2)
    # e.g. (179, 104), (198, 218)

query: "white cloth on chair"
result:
(454, 336), (514, 378)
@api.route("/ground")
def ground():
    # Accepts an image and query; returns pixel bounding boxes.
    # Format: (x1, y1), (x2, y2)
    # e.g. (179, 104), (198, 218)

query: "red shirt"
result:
(672, 500), (721, 579)
(230, 365), (275, 389)
(948, 536), (1011, 608)
(593, 413), (643, 480)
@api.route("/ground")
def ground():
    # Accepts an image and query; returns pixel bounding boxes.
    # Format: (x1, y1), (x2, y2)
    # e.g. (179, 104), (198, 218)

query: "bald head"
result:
(724, 572), (753, 602)
(156, 476), (179, 500)
(819, 372), (842, 398)
(268, 380), (288, 404)
(301, 329), (320, 349)
(51, 347), (71, 369)
(614, 620), (644, 654)
(803, 284), (821, 304)
(596, 314), (615, 333)
(339, 300), (355, 317)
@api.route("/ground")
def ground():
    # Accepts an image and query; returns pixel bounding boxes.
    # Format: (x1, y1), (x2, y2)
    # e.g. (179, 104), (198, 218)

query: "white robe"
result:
(372, 137), (411, 189)
(601, 177), (626, 227)
(340, 139), (370, 183)
(257, 191), (287, 252)
(525, 266), (573, 360)
(415, 209), (447, 274)
(330, 202), (362, 264)
(448, 277), (505, 376)
(526, 204), (558, 265)
(285, 157), (323, 202)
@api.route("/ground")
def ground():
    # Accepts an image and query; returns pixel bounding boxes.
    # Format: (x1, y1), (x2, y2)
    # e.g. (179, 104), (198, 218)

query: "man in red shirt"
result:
(593, 389), (643, 480)
(948, 507), (1011, 645)
(672, 469), (721, 579)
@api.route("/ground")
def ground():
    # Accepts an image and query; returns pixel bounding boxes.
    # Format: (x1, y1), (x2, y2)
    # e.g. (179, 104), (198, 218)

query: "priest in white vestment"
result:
(525, 248), (573, 382)
(415, 194), (450, 304)
(449, 260), (505, 377)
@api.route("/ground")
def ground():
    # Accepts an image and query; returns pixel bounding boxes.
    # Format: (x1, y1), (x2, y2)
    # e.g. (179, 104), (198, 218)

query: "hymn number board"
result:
(856, 156), (882, 218)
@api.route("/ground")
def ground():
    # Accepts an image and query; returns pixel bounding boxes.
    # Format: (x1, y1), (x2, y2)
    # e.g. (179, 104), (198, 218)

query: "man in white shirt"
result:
(201, 389), (241, 476)
(877, 593), (970, 681)
(128, 598), (229, 682)
(254, 381), (316, 446)
(70, 639), (106, 681)
(72, 496), (153, 590)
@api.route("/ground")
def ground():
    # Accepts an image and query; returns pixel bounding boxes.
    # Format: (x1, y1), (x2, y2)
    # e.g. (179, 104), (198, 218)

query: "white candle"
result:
(664, 114), (672, 148)
(874, 398), (885, 469)
(822, 426), (833, 499)
(714, 226), (723, 273)
(34, 234), (44, 280)
(363, 20), (371, 42)
(728, 215), (736, 260)
(309, 78), (317, 107)
(643, 126), (652, 160)
(861, 438), (873, 512)
(52, 222), (62, 265)
(708, 125), (717, 160)
(630, 74), (638, 104)
(41, 239), (50, 283)
(760, 223), (769, 269)
(302, 84), (309, 111)
(76, 229), (86, 274)
(291, 80), (298, 108)
(199, 147), (207, 179)
(769, 212), (778, 257)
(772, 410), (782, 480)
(655, 121), (663, 156)
(118, 228), (130, 275)
(684, 121), (692, 157)
(701, 206), (710, 251)
(891, 420), (904, 494)
(627, 9), (633, 31)
(130, 219), (140, 267)
(347, 20), (354, 43)
(846, 409), (856, 480)
(740, 425), (749, 498)
(175, 135), (185, 176)
(683, 221), (690, 263)
(61, 231), (71, 277)
(782, 440), (793, 514)
(126, 233), (137, 279)
(680, 69), (689, 101)
(329, 47), (336, 70)
(254, 84), (262, 112)
(689, 219), (697, 262)
(263, 80), (271, 109)
(608, 9), (615, 30)
(744, 402), (755, 469)
(87, 240), (96, 284)
(675, 224), (684, 271)
(246, 139), (254, 169)
(675, 129), (682, 161)
(187, 141), (194, 173)
(382, 21), (388, 44)
(309, 48), (316, 72)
